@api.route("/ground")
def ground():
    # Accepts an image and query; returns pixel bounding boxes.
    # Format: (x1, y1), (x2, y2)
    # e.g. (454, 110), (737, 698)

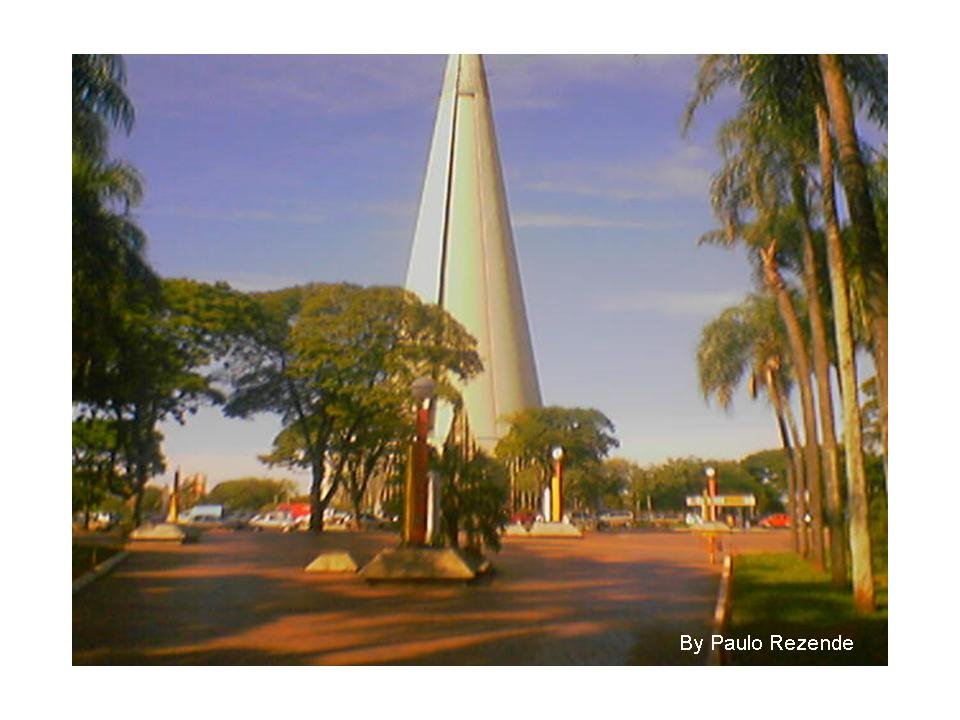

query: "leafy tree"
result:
(76, 279), (250, 524)
(204, 478), (299, 512)
(223, 284), (481, 531)
(566, 459), (631, 514)
(72, 418), (125, 528)
(496, 406), (619, 511)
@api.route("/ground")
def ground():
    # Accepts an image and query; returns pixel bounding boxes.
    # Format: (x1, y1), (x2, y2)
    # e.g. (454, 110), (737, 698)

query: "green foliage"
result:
(697, 292), (794, 412)
(566, 459), (632, 513)
(203, 478), (299, 512)
(435, 449), (510, 552)
(628, 455), (783, 515)
(72, 56), (250, 523)
(496, 406), (619, 490)
(860, 376), (882, 455)
(223, 283), (482, 530)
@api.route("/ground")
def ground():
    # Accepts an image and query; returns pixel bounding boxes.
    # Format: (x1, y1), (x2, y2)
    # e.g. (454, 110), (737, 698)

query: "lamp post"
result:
(705, 466), (717, 522)
(165, 467), (181, 524)
(404, 376), (436, 545)
(551, 446), (564, 523)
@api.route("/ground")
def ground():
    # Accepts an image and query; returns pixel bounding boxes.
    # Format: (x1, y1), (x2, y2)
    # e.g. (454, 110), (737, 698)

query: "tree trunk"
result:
(308, 456), (328, 532)
(821, 51), (888, 479)
(818, 55), (882, 255)
(791, 163), (848, 586)
(816, 101), (875, 612)
(760, 247), (825, 570)
(872, 313), (888, 476)
(782, 395), (808, 557)
(768, 370), (800, 554)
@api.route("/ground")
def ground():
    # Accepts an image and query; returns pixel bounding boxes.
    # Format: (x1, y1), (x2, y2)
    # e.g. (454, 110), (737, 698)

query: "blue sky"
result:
(111, 55), (882, 490)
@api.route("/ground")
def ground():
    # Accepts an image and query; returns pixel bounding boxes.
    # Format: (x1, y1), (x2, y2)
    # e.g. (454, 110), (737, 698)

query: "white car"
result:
(598, 510), (634, 529)
(249, 511), (297, 532)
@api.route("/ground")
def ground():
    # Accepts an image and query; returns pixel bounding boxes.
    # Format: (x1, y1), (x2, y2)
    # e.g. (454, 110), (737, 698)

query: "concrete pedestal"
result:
(128, 523), (199, 543)
(359, 547), (490, 582)
(527, 521), (583, 538)
(305, 551), (359, 573)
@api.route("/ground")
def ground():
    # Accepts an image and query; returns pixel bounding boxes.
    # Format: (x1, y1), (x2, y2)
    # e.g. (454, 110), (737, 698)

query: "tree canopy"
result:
(223, 283), (482, 530)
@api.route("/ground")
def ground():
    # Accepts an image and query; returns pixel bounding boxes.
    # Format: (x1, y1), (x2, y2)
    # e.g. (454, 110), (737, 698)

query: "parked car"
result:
(249, 511), (297, 532)
(223, 512), (254, 531)
(569, 511), (597, 530)
(323, 508), (352, 526)
(597, 510), (634, 530)
(758, 513), (791, 528)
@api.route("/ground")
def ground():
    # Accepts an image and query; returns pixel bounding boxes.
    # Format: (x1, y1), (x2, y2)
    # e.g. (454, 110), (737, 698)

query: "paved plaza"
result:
(73, 529), (789, 665)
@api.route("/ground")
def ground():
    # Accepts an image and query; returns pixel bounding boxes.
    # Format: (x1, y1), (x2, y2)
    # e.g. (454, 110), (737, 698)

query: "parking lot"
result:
(73, 527), (790, 665)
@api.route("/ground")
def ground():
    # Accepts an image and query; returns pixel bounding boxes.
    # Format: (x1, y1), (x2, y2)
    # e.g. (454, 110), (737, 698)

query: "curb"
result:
(72, 549), (130, 595)
(709, 553), (734, 666)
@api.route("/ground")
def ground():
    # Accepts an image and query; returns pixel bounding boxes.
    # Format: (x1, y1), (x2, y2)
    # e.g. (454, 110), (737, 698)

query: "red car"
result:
(758, 513), (791, 528)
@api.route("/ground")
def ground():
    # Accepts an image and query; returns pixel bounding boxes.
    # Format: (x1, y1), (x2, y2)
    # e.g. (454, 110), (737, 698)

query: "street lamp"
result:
(405, 376), (436, 545)
(705, 466), (718, 522)
(550, 446), (564, 523)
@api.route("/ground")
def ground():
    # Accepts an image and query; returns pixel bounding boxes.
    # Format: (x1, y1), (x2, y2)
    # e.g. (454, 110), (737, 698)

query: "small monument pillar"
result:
(404, 377), (435, 545)
(551, 446), (565, 523)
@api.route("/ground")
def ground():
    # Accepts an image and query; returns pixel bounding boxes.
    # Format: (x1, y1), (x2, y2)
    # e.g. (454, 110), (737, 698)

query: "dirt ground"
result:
(72, 527), (789, 665)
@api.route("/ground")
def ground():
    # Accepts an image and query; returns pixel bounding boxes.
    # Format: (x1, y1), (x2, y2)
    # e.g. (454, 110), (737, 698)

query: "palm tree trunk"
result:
(872, 313), (888, 476)
(768, 370), (800, 553)
(820, 52), (888, 481)
(760, 249), (825, 570)
(790, 163), (848, 586)
(781, 393), (808, 557)
(816, 101), (875, 611)
(818, 55), (882, 253)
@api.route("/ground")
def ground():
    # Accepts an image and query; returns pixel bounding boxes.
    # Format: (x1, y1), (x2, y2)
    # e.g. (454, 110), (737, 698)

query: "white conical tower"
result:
(405, 54), (542, 452)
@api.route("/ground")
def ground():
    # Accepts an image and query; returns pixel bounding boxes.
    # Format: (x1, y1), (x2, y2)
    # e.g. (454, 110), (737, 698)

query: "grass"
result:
(72, 544), (121, 580)
(726, 553), (887, 665)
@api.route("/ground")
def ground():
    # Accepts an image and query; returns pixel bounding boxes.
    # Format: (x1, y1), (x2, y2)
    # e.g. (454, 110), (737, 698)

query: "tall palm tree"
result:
(819, 55), (888, 479)
(815, 101), (875, 611)
(72, 54), (158, 406)
(685, 55), (884, 605)
(697, 294), (803, 552)
(73, 54), (135, 160)
(691, 104), (831, 571)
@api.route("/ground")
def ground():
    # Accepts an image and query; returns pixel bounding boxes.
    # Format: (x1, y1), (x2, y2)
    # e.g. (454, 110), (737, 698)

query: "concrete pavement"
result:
(73, 528), (790, 665)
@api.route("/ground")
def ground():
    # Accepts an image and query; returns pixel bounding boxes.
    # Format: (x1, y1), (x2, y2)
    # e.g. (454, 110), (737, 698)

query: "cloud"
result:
(129, 55), (697, 119)
(512, 212), (667, 230)
(179, 270), (305, 292)
(523, 144), (713, 202)
(594, 289), (741, 317)
(129, 55), (444, 117)
(142, 203), (327, 225)
(485, 55), (694, 110)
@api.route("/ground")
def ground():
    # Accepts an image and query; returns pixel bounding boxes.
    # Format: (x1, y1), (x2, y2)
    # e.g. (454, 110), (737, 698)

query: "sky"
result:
(110, 54), (883, 491)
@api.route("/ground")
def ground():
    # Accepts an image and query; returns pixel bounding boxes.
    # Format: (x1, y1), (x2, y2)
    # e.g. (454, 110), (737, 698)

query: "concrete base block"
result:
(526, 521), (584, 538)
(128, 523), (199, 543)
(502, 523), (531, 536)
(359, 547), (488, 582)
(305, 551), (359, 573)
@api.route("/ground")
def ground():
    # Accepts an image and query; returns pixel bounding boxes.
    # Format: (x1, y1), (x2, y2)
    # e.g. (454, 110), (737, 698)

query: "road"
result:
(73, 528), (789, 665)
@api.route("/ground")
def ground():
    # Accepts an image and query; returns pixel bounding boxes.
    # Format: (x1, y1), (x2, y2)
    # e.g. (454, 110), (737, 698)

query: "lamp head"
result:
(551, 446), (564, 461)
(411, 376), (436, 402)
